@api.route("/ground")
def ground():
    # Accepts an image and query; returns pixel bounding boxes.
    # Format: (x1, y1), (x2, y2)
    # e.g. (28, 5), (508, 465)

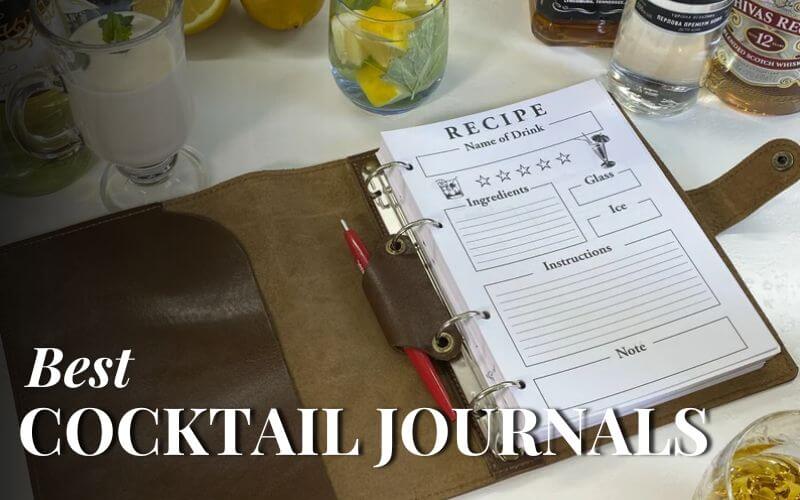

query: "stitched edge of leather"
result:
(0, 204), (162, 254)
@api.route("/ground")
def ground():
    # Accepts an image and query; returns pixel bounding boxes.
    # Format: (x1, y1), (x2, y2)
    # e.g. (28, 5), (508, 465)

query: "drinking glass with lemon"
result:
(329, 0), (448, 114)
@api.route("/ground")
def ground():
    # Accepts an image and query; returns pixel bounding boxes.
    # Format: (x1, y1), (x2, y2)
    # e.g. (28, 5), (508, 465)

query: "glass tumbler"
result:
(694, 411), (800, 500)
(6, 0), (206, 211)
(329, 0), (449, 115)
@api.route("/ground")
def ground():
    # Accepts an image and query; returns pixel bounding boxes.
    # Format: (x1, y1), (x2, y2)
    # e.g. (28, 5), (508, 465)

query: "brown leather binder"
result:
(1, 136), (798, 499)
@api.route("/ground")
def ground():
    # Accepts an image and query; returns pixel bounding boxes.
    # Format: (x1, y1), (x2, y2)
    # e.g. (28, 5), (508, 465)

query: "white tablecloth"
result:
(1, 1), (799, 498)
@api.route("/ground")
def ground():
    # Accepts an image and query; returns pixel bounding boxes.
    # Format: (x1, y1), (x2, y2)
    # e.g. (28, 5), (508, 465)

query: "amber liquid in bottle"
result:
(703, 0), (800, 115)
(705, 60), (800, 115)
(529, 0), (621, 47)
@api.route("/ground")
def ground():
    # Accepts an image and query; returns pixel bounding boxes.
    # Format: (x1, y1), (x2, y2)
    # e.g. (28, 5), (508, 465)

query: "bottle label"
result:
(537, 0), (626, 22)
(714, 0), (800, 87)
(635, 0), (732, 33)
(0, 0), (48, 102)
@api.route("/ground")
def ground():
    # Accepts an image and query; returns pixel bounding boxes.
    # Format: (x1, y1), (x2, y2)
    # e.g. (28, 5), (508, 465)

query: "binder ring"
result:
(433, 311), (488, 354)
(439, 310), (489, 334)
(365, 161), (413, 198)
(387, 218), (443, 253)
(470, 380), (524, 412)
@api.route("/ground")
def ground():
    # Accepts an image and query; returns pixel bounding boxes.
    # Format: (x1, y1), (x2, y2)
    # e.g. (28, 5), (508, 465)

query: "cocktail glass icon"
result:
(590, 134), (615, 168)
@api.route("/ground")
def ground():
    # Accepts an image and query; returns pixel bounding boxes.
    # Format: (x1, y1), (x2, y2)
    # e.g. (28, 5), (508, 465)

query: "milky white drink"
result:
(67, 13), (193, 168)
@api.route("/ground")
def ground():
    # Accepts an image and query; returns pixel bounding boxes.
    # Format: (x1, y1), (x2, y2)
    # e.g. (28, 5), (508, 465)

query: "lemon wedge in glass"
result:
(332, 10), (407, 69)
(356, 63), (409, 107)
(357, 6), (413, 43)
(357, 6), (412, 66)
(390, 0), (440, 15)
(331, 13), (368, 67)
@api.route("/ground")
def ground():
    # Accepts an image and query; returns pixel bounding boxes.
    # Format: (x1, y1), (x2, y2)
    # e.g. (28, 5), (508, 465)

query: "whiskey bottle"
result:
(529, 0), (625, 47)
(704, 0), (800, 115)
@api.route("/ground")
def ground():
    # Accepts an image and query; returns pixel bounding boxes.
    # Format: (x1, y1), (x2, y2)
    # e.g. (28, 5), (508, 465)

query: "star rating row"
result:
(474, 152), (571, 187)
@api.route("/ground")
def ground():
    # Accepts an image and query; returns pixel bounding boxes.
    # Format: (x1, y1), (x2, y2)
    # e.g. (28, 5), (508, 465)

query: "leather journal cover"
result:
(1, 138), (798, 499)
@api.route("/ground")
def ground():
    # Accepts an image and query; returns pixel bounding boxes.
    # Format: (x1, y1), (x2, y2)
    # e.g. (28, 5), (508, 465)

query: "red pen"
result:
(341, 219), (457, 422)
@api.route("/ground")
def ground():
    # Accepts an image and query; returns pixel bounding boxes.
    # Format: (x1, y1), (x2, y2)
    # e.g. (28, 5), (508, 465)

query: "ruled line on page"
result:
(485, 230), (721, 367)
(513, 276), (702, 327)
(473, 228), (579, 258)
(469, 221), (574, 250)
(455, 197), (557, 225)
(495, 240), (679, 300)
(520, 304), (720, 367)
(464, 215), (570, 244)
(502, 251), (685, 311)
(521, 291), (714, 350)
(459, 204), (563, 236)
(445, 183), (587, 272)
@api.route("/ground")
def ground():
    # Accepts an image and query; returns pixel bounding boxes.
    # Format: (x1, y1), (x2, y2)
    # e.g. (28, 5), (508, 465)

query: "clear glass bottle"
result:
(606, 0), (733, 116)
(529, 0), (623, 47)
(0, 0), (91, 196)
(703, 0), (800, 115)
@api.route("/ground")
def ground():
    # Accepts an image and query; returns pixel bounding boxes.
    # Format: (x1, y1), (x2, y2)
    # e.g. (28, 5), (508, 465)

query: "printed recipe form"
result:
(379, 80), (779, 431)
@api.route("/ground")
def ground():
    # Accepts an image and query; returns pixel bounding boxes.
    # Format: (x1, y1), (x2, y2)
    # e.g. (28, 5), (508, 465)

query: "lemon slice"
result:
(363, 40), (404, 67)
(357, 6), (413, 42)
(132, 0), (171, 18)
(355, 6), (412, 66)
(356, 63), (409, 107)
(182, 0), (230, 35)
(391, 0), (440, 15)
(331, 13), (367, 67)
(333, 11), (406, 69)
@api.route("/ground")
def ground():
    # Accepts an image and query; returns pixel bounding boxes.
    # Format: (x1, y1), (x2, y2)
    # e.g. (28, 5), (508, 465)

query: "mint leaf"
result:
(98, 13), (134, 43)
(344, 0), (376, 9)
(384, 11), (447, 98)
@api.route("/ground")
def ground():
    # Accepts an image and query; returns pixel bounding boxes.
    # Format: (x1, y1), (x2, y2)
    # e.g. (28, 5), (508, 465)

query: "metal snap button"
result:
(772, 151), (795, 172)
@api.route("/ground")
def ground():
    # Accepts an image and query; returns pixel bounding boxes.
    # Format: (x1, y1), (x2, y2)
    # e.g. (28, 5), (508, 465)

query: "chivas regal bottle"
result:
(704, 0), (800, 115)
(529, 0), (624, 47)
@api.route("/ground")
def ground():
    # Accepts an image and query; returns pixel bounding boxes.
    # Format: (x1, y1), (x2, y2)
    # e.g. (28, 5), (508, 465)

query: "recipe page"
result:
(379, 80), (779, 424)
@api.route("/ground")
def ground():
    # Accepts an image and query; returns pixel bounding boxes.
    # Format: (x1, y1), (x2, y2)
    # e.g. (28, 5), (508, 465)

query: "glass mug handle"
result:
(5, 68), (83, 161)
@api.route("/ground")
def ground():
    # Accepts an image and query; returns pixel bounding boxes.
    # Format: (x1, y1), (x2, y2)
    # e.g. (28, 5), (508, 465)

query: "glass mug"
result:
(694, 411), (800, 499)
(0, 0), (93, 197)
(5, 0), (206, 210)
